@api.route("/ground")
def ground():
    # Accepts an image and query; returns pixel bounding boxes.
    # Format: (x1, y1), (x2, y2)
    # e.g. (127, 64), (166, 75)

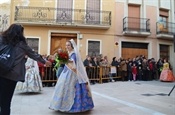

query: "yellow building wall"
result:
(10, 0), (116, 62)
(74, 0), (85, 9)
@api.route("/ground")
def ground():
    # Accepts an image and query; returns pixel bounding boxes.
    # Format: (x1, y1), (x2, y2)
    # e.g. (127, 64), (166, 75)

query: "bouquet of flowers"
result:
(57, 51), (69, 64)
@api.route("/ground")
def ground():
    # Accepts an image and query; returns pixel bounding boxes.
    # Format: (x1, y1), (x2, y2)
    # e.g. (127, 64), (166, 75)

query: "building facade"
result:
(0, 0), (175, 74)
(114, 0), (175, 74)
(10, 0), (116, 60)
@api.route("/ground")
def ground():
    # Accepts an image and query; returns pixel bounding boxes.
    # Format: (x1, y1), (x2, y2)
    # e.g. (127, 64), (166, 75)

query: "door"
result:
(86, 0), (100, 24)
(57, 0), (73, 23)
(51, 33), (77, 55)
(122, 48), (148, 59)
(122, 42), (148, 59)
(159, 44), (169, 60)
(128, 5), (140, 30)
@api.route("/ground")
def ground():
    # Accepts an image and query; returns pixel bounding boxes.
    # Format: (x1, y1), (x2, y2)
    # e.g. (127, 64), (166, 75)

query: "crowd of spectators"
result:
(83, 54), (172, 82)
(36, 52), (172, 85)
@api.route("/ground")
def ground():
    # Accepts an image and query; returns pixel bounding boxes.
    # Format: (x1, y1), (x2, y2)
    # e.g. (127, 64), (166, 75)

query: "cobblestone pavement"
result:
(11, 80), (175, 115)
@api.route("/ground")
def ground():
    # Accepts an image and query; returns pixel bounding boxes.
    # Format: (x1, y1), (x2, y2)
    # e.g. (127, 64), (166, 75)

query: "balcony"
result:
(156, 21), (175, 40)
(123, 17), (151, 36)
(14, 6), (111, 29)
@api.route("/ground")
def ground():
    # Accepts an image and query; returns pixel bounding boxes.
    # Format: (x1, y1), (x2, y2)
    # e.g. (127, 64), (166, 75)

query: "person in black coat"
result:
(83, 55), (94, 83)
(91, 57), (100, 84)
(0, 24), (51, 115)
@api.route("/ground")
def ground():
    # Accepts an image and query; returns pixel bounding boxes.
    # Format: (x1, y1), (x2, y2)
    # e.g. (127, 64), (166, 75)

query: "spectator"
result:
(0, 24), (51, 115)
(132, 63), (137, 81)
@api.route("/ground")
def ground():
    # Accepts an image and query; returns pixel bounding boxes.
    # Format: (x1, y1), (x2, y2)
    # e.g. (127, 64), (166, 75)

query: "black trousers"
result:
(0, 77), (17, 115)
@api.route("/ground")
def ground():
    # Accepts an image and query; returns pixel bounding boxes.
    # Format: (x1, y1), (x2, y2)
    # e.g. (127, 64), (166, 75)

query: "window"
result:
(86, 0), (101, 24)
(0, 14), (9, 32)
(88, 40), (100, 57)
(57, 0), (73, 23)
(128, 5), (140, 30)
(26, 38), (39, 53)
(159, 16), (167, 28)
(159, 9), (169, 29)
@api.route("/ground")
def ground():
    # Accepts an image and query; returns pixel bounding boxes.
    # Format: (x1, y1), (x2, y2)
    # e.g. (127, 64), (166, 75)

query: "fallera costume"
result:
(159, 62), (175, 82)
(49, 39), (94, 113)
(16, 58), (43, 92)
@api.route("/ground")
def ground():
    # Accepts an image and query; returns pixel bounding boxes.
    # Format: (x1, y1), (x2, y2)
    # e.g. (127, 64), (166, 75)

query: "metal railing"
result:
(0, 14), (9, 32)
(14, 6), (111, 26)
(156, 21), (175, 35)
(123, 17), (150, 32)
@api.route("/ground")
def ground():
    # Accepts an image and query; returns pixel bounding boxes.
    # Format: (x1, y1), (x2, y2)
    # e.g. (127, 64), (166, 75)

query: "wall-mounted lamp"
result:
(78, 34), (83, 39)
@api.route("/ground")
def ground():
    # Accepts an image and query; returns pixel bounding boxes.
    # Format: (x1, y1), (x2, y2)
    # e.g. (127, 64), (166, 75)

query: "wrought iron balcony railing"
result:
(0, 14), (9, 32)
(14, 6), (111, 28)
(123, 17), (150, 32)
(156, 21), (175, 35)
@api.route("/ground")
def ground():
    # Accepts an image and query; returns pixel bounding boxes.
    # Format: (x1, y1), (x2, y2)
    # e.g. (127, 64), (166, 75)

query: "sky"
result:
(0, 0), (10, 4)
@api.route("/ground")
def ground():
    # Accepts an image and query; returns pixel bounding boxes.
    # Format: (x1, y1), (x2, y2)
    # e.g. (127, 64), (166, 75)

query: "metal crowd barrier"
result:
(84, 66), (122, 83)
(39, 66), (57, 84)
(39, 66), (122, 84)
(85, 66), (101, 83)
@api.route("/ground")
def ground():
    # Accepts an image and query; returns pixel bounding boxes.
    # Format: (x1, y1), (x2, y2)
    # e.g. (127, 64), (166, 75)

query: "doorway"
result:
(50, 33), (77, 55)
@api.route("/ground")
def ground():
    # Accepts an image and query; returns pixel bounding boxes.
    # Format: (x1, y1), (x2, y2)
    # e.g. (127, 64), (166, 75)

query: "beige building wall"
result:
(114, 2), (124, 58)
(10, 0), (116, 62)
(146, 6), (157, 59)
(115, 0), (175, 74)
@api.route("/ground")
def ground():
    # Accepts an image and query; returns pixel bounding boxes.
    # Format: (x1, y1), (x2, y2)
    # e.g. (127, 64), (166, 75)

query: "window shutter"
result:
(87, 0), (100, 11)
(57, 0), (73, 22)
(58, 0), (73, 9)
(86, 0), (100, 24)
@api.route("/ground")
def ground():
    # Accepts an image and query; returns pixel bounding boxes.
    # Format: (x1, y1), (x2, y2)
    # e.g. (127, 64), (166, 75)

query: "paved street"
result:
(11, 81), (175, 115)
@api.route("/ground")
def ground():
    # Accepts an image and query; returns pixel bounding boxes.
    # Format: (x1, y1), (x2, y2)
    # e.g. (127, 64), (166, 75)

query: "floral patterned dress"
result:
(15, 58), (43, 92)
(49, 52), (94, 113)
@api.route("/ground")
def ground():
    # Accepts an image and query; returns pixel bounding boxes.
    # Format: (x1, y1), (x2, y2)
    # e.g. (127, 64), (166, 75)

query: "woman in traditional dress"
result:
(16, 57), (43, 92)
(159, 58), (175, 82)
(49, 39), (94, 113)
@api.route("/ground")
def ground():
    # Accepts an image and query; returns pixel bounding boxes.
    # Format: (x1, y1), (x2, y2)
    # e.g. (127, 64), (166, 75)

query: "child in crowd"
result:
(132, 63), (137, 81)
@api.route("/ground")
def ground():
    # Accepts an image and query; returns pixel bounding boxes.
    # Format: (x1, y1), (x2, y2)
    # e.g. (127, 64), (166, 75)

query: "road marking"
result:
(92, 91), (165, 115)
